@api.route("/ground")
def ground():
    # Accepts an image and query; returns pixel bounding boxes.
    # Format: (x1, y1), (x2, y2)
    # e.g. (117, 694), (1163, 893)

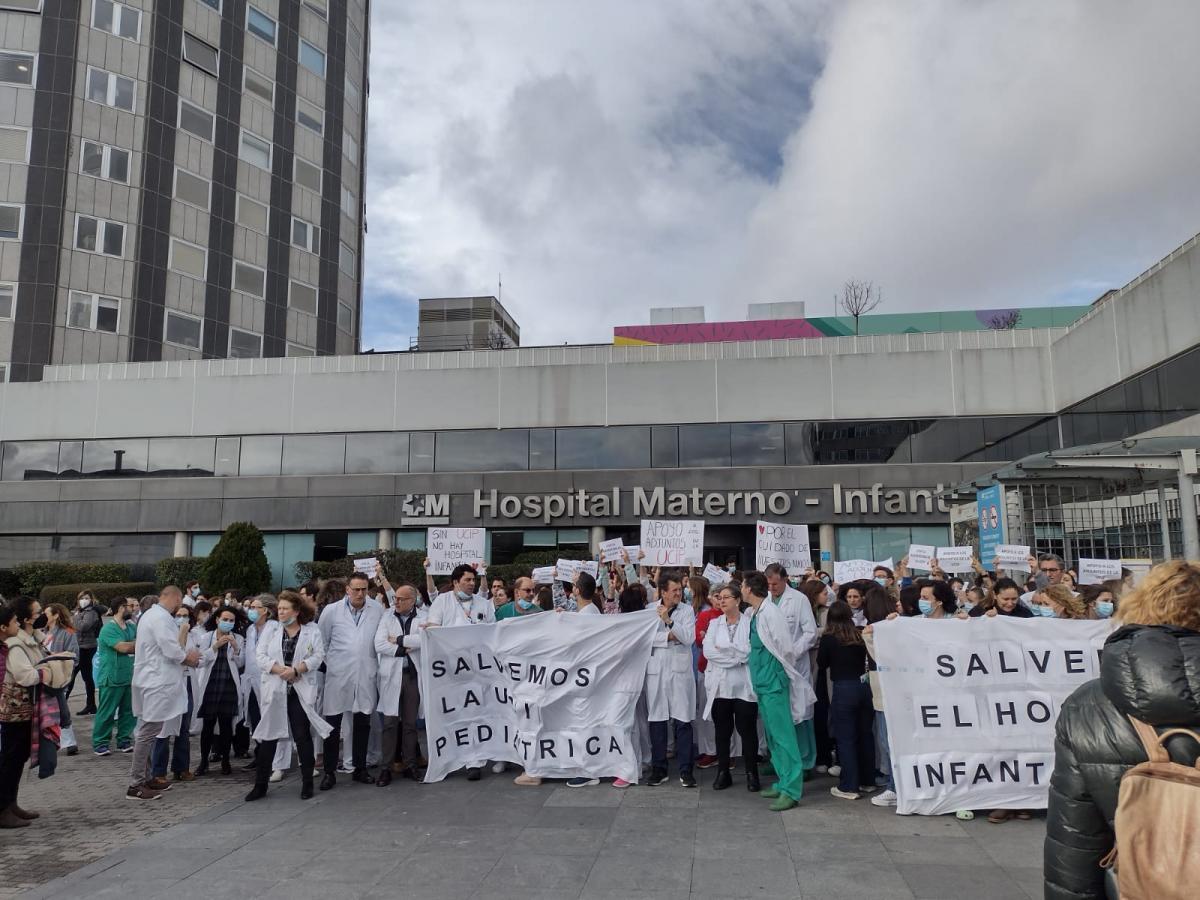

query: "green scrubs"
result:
(749, 616), (804, 802)
(93, 619), (137, 748)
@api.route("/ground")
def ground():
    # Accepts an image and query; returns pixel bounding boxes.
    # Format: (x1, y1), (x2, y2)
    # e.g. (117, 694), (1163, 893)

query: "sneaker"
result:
(871, 789), (898, 807)
(955, 809), (975, 821)
(646, 769), (669, 786)
(491, 761), (507, 774)
(269, 769), (283, 783)
(567, 777), (600, 788)
(146, 777), (173, 792)
(858, 785), (878, 794)
(827, 764), (841, 778)
(612, 778), (633, 789)
(173, 771), (195, 782)
(117, 743), (133, 754)
(65, 746), (78, 756)
(513, 773), (542, 786)
(336, 763), (353, 775)
(815, 764), (829, 775)
(93, 745), (111, 757)
(830, 787), (860, 801)
(695, 754), (718, 769)
(679, 772), (697, 788)
(125, 786), (162, 802)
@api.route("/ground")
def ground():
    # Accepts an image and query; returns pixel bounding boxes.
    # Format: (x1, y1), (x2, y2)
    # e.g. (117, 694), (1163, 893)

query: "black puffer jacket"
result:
(1045, 624), (1200, 900)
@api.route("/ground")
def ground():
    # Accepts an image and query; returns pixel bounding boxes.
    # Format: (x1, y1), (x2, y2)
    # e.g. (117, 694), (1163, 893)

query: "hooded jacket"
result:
(1044, 624), (1200, 900)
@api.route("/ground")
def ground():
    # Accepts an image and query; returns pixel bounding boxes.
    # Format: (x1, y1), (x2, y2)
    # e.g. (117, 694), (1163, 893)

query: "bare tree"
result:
(986, 310), (1022, 330)
(836, 280), (883, 335)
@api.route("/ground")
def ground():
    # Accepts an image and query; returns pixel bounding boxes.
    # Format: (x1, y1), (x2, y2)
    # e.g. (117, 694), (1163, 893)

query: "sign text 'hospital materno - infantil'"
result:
(467, 485), (953, 525)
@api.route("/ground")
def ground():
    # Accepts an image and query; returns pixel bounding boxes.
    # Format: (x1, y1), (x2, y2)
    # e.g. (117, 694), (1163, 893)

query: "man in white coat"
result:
(128, 586), (200, 801)
(374, 584), (426, 785)
(425, 563), (495, 779)
(645, 573), (697, 788)
(764, 563), (819, 772)
(318, 571), (385, 789)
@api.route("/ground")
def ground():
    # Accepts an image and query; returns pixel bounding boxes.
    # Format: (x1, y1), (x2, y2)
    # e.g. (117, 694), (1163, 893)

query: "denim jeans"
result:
(875, 710), (895, 792)
(649, 718), (694, 775)
(829, 678), (875, 794)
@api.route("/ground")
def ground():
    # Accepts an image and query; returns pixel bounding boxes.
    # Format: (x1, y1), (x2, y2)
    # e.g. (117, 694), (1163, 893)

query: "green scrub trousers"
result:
(93, 682), (136, 749)
(750, 617), (804, 802)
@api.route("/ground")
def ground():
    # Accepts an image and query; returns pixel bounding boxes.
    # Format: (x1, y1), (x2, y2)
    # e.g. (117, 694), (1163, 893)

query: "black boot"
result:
(221, 758), (232, 776)
(244, 783), (268, 802)
(712, 768), (733, 791)
(194, 762), (209, 777)
(746, 767), (761, 793)
(300, 777), (314, 800)
(320, 773), (336, 791)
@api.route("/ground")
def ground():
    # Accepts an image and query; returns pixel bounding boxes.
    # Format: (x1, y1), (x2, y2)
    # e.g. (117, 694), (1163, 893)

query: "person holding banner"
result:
(818, 602), (877, 801)
(425, 564), (495, 780)
(645, 573), (697, 788)
(702, 585), (758, 791)
(763, 564), (819, 772)
(374, 585), (426, 785)
(741, 573), (815, 811)
(1029, 584), (1093, 620)
(1045, 560), (1200, 900)
(318, 572), (385, 790)
(245, 592), (330, 802)
(917, 581), (966, 619)
(967, 578), (1033, 618)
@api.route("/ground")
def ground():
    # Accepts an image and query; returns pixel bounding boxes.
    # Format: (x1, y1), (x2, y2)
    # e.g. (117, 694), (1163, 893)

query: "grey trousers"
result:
(380, 669), (422, 767)
(129, 719), (163, 788)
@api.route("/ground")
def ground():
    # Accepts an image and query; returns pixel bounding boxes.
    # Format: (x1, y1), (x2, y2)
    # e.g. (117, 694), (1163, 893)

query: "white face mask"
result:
(79, 598), (92, 608)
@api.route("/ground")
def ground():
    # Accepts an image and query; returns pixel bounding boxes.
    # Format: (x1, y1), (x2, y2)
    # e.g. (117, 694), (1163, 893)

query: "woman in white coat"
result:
(192, 606), (246, 776)
(246, 592), (330, 802)
(702, 585), (759, 792)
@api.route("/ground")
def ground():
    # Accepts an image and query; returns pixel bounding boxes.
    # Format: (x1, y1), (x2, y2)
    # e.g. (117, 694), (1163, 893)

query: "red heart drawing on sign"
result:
(757, 524), (765, 534)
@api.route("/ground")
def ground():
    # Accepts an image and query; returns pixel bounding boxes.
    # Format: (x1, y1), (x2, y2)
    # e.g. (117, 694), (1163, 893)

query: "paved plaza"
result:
(6, 699), (1047, 900)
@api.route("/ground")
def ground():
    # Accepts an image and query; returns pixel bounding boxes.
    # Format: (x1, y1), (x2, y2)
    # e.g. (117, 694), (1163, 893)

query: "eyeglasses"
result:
(1039, 567), (1061, 574)
(348, 587), (367, 593)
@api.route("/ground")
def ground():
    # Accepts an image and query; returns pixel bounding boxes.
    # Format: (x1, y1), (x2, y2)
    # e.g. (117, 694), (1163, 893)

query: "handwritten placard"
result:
(556, 559), (582, 582)
(996, 545), (1032, 570)
(426, 527), (486, 575)
(353, 557), (378, 575)
(755, 520), (811, 572)
(1078, 558), (1122, 586)
(532, 566), (555, 585)
(907, 545), (935, 572)
(935, 546), (975, 574)
(702, 563), (730, 586)
(639, 520), (705, 567)
(599, 539), (625, 563)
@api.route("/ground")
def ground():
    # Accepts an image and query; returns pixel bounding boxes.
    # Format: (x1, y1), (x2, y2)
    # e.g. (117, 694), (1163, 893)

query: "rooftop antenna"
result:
(498, 273), (502, 303)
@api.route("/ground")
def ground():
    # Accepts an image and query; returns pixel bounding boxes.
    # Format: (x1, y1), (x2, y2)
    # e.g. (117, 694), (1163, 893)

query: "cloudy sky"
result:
(361, 0), (1200, 350)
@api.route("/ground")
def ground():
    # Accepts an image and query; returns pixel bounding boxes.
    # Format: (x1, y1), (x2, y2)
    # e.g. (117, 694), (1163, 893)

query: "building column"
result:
(1158, 487), (1173, 562)
(1178, 450), (1199, 561)
(589, 525), (606, 558)
(819, 524), (836, 566)
(378, 528), (395, 551)
(173, 531), (189, 557)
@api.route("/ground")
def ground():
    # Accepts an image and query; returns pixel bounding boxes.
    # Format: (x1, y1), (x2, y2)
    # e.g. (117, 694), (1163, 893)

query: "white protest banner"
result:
(935, 546), (975, 573)
(426, 527), (486, 575)
(755, 520), (812, 572)
(581, 561), (600, 578)
(833, 559), (876, 583)
(639, 519), (705, 567)
(907, 545), (935, 572)
(873, 617), (1113, 815)
(599, 538), (625, 563)
(532, 567), (555, 585)
(996, 545), (1033, 570)
(420, 608), (661, 782)
(623, 546), (642, 563)
(352, 557), (378, 575)
(1078, 558), (1123, 586)
(702, 563), (729, 586)
(556, 559), (582, 582)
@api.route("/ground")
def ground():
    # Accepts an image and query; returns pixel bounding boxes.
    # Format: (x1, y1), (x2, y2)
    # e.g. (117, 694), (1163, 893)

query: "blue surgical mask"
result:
(819, 576), (831, 586)
(517, 599), (535, 610)
(874, 577), (888, 587)
(280, 615), (296, 627)
(455, 590), (472, 602)
(726, 564), (736, 573)
(1033, 604), (1056, 618)
(217, 620), (235, 633)
(683, 587), (693, 602)
(1095, 601), (1114, 618)
(918, 599), (933, 616)
(190, 585), (201, 598)
(246, 610), (260, 624)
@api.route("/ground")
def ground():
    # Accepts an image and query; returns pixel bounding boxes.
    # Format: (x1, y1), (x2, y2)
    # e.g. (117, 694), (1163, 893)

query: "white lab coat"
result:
(319, 597), (386, 716)
(252, 620), (332, 742)
(750, 600), (817, 724)
(644, 600), (696, 722)
(771, 586), (820, 688)
(701, 614), (755, 719)
(241, 621), (271, 718)
(192, 629), (246, 710)
(426, 591), (496, 627)
(132, 603), (189, 723)
(577, 603), (602, 615)
(374, 607), (426, 717)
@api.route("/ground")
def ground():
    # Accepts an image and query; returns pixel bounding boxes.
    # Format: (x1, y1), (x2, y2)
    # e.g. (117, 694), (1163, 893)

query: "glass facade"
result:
(3, 345), (1197, 482)
(836, 525), (951, 564)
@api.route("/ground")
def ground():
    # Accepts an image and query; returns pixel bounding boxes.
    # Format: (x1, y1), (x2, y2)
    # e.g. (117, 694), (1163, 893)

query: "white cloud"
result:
(362, 0), (1200, 349)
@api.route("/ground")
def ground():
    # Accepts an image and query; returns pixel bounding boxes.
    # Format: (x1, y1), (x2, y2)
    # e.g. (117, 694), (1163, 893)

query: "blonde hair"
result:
(1117, 561), (1200, 632)
(1040, 584), (1091, 620)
